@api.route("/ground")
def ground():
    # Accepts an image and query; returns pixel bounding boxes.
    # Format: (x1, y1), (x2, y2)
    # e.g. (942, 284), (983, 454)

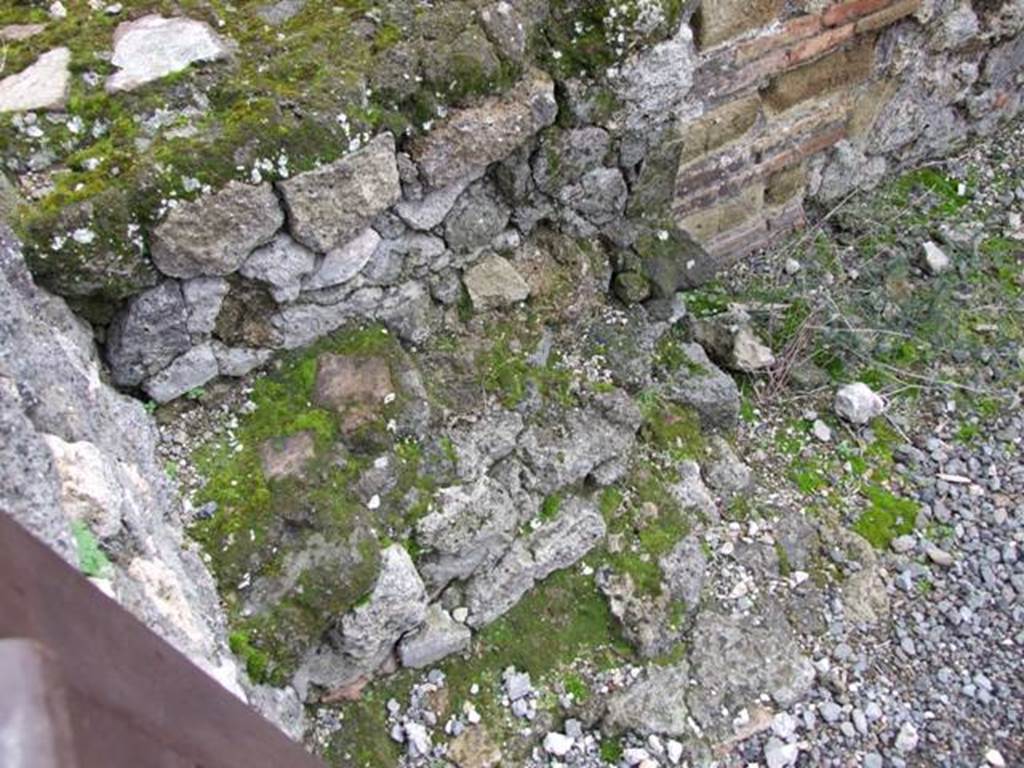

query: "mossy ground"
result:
(188, 323), (430, 683)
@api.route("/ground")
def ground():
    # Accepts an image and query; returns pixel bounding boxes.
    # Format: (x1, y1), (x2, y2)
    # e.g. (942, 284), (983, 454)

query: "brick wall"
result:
(670, 0), (936, 259)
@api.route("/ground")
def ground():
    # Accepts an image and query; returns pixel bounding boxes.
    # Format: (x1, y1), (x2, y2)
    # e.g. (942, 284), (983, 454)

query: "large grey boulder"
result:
(398, 605), (471, 669)
(0, 225), (260, 718)
(106, 281), (191, 387)
(278, 133), (400, 253)
(412, 69), (557, 189)
(518, 390), (642, 495)
(464, 497), (607, 627)
(294, 544), (426, 697)
(151, 182), (283, 279)
(657, 343), (740, 430)
(142, 343), (219, 403)
(106, 15), (230, 93)
(415, 476), (521, 593)
(0, 47), (71, 112)
(239, 233), (316, 302)
(463, 254), (530, 310)
(605, 662), (693, 737)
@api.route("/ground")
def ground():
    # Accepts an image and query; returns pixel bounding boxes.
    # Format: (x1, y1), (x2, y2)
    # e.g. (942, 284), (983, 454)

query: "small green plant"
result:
(228, 630), (272, 684)
(599, 738), (624, 763)
(71, 520), (111, 578)
(562, 673), (589, 703)
(186, 386), (207, 401)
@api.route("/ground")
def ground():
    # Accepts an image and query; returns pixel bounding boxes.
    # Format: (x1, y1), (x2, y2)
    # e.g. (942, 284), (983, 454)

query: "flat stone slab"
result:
(259, 431), (316, 480)
(313, 354), (393, 409)
(106, 15), (230, 93)
(0, 47), (71, 113)
(1, 24), (46, 42)
(463, 254), (530, 311)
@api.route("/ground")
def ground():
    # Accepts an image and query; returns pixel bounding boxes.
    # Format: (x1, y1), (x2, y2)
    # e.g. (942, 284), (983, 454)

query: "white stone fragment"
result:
(0, 48), (71, 113)
(107, 15), (230, 93)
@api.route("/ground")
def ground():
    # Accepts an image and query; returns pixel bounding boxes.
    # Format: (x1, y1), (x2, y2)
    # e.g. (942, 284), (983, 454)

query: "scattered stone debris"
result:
(921, 240), (953, 275)
(833, 382), (885, 426)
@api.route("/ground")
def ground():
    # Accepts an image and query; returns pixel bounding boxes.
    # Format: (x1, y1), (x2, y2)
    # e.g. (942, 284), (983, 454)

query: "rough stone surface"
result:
(278, 133), (400, 253)
(106, 281), (191, 387)
(0, 226), (264, 720)
(412, 69), (557, 188)
(834, 382), (885, 425)
(142, 343), (219, 403)
(415, 476), (520, 593)
(395, 173), (482, 230)
(295, 544), (426, 697)
(658, 343), (741, 430)
(0, 47), (71, 112)
(107, 15), (230, 93)
(518, 390), (642, 494)
(239, 233), (317, 302)
(688, 608), (815, 740)
(464, 497), (607, 627)
(181, 277), (229, 336)
(212, 342), (273, 377)
(398, 605), (471, 669)
(690, 309), (776, 372)
(921, 240), (953, 275)
(444, 181), (511, 253)
(463, 254), (531, 310)
(605, 662), (693, 737)
(151, 182), (283, 279)
(303, 228), (381, 292)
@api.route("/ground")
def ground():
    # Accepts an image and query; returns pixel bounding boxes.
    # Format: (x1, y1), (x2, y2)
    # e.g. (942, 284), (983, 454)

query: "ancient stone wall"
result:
(9, 1), (1024, 401)
(0, 225), (304, 737)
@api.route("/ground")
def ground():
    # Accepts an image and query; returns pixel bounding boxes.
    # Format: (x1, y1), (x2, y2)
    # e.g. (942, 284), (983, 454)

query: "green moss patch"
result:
(188, 323), (415, 683)
(852, 484), (918, 550)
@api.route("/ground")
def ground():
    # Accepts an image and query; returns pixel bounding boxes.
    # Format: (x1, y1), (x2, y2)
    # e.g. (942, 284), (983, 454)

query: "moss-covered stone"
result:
(188, 322), (424, 682)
